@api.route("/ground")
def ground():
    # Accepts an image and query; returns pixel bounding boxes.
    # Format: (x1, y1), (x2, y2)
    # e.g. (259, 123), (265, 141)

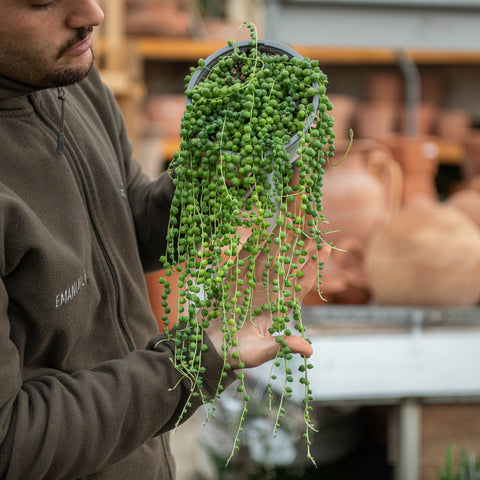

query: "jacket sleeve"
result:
(98, 78), (177, 273)
(126, 163), (176, 273)
(0, 279), (234, 479)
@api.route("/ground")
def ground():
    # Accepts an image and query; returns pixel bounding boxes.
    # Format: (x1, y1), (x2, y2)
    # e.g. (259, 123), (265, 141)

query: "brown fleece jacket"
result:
(0, 67), (234, 479)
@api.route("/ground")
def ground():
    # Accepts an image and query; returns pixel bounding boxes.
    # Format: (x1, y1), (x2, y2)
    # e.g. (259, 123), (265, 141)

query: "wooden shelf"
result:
(137, 38), (228, 62)
(94, 34), (475, 166)
(436, 140), (465, 165)
(159, 136), (181, 160)
(134, 37), (480, 66)
(98, 70), (143, 96)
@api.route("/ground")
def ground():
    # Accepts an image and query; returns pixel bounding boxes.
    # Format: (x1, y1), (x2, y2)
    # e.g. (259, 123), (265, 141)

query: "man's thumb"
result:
(283, 335), (313, 357)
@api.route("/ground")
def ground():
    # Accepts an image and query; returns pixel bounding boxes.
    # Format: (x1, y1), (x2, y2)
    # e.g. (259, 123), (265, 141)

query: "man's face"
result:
(0, 0), (104, 88)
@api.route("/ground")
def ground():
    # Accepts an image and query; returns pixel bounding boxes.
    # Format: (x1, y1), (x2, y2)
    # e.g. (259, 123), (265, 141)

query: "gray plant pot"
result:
(185, 39), (320, 162)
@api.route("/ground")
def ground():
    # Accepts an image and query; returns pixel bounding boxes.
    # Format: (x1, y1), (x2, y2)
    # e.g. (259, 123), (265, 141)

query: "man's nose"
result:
(66, 0), (105, 30)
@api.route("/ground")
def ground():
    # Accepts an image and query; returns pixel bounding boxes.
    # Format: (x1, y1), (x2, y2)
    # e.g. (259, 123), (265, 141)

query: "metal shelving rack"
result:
(265, 0), (480, 139)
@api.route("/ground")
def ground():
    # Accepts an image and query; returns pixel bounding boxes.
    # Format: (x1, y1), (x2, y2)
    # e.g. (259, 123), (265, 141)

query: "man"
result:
(0, 1), (329, 479)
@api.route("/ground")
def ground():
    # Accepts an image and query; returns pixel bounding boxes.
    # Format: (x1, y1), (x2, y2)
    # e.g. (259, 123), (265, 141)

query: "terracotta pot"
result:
(364, 71), (404, 104)
(145, 268), (181, 332)
(322, 142), (398, 245)
(201, 18), (264, 41)
(354, 101), (399, 139)
(436, 108), (473, 142)
(447, 188), (480, 229)
(381, 136), (439, 204)
(142, 94), (185, 138)
(328, 94), (357, 143)
(303, 140), (402, 305)
(399, 103), (439, 136)
(126, 2), (194, 37)
(462, 132), (480, 180)
(420, 74), (449, 107)
(127, 0), (195, 7)
(366, 198), (480, 306)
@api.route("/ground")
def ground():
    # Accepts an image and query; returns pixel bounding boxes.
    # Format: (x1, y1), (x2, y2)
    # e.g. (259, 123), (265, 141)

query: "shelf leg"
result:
(396, 398), (421, 480)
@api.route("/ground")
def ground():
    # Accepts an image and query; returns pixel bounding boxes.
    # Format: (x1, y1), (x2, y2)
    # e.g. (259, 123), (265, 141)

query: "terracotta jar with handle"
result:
(447, 187), (480, 229)
(303, 140), (402, 305)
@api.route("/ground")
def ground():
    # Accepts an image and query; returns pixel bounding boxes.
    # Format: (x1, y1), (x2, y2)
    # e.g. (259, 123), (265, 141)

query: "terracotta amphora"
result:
(366, 197), (480, 306)
(303, 140), (402, 305)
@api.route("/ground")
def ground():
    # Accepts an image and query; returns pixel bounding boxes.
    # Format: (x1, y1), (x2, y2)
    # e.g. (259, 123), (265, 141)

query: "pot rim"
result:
(184, 39), (320, 161)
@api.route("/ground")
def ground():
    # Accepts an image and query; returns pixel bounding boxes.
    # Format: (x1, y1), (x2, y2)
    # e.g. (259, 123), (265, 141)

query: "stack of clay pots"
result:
(354, 71), (404, 139)
(142, 94), (185, 138)
(381, 136), (440, 204)
(316, 70), (480, 308)
(327, 94), (357, 144)
(463, 134), (480, 180)
(125, 0), (197, 37)
(353, 71), (451, 141)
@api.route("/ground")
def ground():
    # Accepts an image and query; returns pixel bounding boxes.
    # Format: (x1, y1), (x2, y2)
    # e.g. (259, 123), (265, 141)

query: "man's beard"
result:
(37, 26), (95, 88)
(38, 53), (95, 88)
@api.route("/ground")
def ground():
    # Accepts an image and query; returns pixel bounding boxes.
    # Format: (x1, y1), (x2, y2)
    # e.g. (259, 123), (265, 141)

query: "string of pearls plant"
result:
(158, 22), (341, 464)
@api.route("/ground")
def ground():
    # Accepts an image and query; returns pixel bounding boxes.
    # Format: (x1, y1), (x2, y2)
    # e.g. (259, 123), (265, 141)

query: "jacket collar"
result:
(0, 72), (69, 155)
(0, 73), (40, 101)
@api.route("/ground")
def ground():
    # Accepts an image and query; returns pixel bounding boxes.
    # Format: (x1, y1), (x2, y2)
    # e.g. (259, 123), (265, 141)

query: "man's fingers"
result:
(234, 332), (314, 368)
(283, 334), (314, 358)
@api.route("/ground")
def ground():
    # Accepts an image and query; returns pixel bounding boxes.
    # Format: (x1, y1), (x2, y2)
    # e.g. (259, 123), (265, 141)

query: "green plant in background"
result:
(437, 445), (480, 480)
(158, 22), (339, 463)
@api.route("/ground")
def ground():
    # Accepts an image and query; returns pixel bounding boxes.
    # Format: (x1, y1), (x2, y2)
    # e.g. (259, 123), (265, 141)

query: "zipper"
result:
(56, 87), (66, 155)
(161, 434), (174, 480)
(27, 92), (135, 352)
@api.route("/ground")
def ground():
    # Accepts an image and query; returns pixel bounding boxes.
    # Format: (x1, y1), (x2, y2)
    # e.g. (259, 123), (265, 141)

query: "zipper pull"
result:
(57, 87), (66, 155)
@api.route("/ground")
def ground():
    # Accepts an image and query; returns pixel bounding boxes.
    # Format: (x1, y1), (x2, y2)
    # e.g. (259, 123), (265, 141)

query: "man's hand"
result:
(206, 208), (331, 369)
